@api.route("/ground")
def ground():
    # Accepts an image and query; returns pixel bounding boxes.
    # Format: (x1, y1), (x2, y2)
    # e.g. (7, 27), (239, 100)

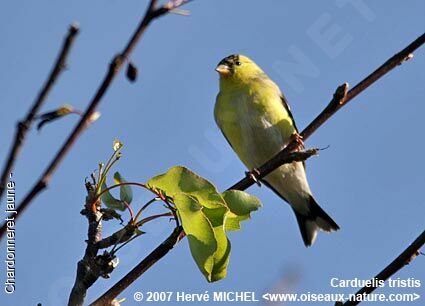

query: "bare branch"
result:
(339, 230), (425, 306)
(0, 0), (192, 241)
(0, 23), (79, 202)
(91, 33), (425, 305)
(68, 183), (104, 306)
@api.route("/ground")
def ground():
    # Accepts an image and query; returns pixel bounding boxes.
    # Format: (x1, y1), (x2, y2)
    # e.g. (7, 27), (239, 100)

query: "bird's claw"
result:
(245, 168), (261, 186)
(290, 132), (305, 151)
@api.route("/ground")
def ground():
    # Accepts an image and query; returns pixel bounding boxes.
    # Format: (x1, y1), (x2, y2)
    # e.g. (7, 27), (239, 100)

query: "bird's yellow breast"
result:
(214, 81), (296, 169)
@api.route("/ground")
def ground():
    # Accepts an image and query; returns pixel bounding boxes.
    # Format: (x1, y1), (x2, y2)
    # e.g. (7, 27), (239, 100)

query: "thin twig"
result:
(0, 0), (192, 240)
(134, 197), (159, 221)
(91, 33), (425, 305)
(112, 212), (173, 254)
(96, 224), (137, 250)
(136, 212), (173, 227)
(340, 230), (425, 306)
(0, 24), (79, 203)
(109, 213), (172, 255)
(96, 212), (173, 251)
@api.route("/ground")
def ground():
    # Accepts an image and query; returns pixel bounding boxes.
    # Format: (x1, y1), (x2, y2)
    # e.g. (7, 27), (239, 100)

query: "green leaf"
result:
(173, 194), (217, 281)
(222, 190), (262, 231)
(202, 207), (231, 282)
(147, 167), (260, 283)
(100, 183), (126, 211)
(223, 214), (249, 231)
(173, 194), (230, 282)
(147, 166), (226, 209)
(147, 166), (232, 281)
(113, 172), (133, 204)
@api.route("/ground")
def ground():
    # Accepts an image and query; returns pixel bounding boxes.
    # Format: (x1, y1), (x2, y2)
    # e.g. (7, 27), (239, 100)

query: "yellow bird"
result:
(214, 54), (339, 246)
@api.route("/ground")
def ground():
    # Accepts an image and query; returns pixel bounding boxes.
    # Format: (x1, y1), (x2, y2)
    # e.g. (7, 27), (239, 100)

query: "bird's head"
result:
(215, 54), (264, 84)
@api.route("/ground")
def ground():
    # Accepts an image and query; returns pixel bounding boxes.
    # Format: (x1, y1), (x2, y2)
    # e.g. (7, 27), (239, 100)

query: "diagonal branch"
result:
(0, 0), (192, 241)
(230, 32), (425, 191)
(339, 230), (425, 306)
(0, 24), (79, 203)
(91, 32), (425, 305)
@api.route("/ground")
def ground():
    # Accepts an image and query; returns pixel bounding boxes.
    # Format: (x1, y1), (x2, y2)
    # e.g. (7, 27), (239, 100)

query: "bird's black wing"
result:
(280, 92), (306, 169)
(280, 92), (299, 133)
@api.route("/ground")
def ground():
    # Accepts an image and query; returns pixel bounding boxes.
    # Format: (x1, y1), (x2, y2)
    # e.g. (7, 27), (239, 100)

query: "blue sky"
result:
(1, 1), (424, 305)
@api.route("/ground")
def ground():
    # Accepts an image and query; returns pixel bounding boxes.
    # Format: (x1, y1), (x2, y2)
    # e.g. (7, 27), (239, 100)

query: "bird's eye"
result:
(235, 61), (242, 66)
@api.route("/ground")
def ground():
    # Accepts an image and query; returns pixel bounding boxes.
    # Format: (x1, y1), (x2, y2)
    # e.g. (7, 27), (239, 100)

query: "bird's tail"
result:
(294, 196), (339, 247)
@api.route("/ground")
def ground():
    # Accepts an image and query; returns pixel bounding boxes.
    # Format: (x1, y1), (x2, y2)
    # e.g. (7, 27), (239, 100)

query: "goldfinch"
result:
(214, 54), (339, 246)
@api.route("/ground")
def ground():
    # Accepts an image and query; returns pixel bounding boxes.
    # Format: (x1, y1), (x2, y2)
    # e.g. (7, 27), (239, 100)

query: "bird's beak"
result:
(215, 64), (231, 77)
